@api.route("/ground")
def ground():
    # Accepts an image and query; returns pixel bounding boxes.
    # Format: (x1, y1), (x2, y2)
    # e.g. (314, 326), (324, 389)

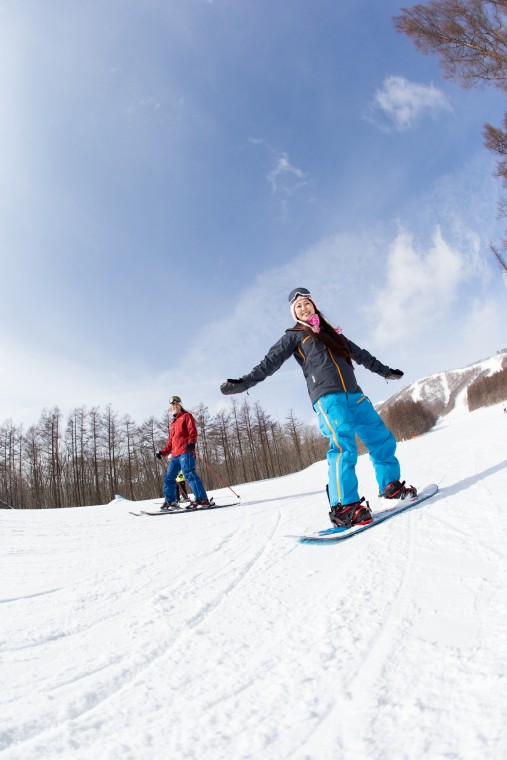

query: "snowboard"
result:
(298, 484), (438, 543)
(129, 501), (240, 516)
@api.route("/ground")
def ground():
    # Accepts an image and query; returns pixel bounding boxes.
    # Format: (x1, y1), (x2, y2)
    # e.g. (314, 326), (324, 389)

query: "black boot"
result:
(329, 497), (373, 528)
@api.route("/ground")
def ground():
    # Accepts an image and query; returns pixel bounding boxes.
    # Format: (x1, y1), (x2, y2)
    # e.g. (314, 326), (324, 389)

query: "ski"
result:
(129, 501), (240, 516)
(298, 484), (439, 543)
(116, 494), (178, 506)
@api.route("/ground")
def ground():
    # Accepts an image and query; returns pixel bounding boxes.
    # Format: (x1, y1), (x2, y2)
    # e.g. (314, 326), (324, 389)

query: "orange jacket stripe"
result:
(327, 348), (346, 391)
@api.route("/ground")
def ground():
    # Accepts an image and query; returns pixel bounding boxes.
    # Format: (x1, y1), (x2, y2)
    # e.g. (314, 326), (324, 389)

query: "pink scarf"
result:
(306, 313), (343, 336)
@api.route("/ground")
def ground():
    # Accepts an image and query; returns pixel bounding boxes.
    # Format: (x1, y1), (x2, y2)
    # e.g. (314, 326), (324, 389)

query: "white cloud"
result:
(2, 218), (506, 431)
(368, 226), (477, 345)
(249, 138), (308, 197)
(267, 152), (307, 195)
(368, 75), (452, 132)
(459, 298), (507, 355)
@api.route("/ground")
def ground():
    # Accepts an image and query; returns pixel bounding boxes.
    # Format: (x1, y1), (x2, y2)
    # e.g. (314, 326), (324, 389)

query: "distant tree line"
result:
(467, 365), (507, 410)
(0, 400), (327, 509)
(380, 399), (439, 442)
(3, 384), (502, 509)
(352, 398), (439, 457)
(0, 395), (441, 510)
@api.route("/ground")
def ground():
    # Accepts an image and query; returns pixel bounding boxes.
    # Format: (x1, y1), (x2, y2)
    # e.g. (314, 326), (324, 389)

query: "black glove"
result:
(220, 378), (248, 395)
(156, 451), (163, 460)
(386, 369), (404, 380)
(186, 442), (195, 452)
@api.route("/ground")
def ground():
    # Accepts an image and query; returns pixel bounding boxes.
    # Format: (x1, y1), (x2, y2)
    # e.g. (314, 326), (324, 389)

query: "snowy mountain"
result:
(1, 403), (507, 759)
(377, 349), (507, 419)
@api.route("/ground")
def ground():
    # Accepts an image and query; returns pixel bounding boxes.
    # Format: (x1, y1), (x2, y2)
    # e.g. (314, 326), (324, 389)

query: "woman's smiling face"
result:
(294, 297), (315, 321)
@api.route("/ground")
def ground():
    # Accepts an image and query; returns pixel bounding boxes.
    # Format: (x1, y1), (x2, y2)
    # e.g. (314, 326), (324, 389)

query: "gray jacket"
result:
(241, 326), (392, 406)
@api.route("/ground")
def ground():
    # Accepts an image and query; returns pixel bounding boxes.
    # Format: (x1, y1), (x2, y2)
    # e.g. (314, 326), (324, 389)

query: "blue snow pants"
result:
(314, 392), (400, 506)
(164, 453), (207, 502)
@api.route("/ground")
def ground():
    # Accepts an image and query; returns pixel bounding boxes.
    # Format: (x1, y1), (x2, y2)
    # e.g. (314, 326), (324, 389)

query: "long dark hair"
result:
(300, 310), (353, 366)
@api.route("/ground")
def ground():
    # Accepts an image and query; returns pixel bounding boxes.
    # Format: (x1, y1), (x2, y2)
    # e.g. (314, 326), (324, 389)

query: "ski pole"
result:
(195, 453), (240, 499)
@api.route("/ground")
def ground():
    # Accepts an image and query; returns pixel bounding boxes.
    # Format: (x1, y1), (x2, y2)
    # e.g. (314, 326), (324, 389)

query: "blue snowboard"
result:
(298, 484), (439, 543)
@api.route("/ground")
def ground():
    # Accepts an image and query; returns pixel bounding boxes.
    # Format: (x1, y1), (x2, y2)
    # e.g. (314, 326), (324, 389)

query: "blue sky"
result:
(1, 0), (506, 430)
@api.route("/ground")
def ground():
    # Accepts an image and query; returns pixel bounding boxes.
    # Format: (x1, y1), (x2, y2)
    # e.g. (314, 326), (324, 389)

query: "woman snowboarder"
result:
(220, 287), (416, 527)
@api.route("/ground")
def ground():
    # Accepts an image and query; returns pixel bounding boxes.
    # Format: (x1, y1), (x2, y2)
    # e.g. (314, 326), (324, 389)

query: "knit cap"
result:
(288, 287), (317, 321)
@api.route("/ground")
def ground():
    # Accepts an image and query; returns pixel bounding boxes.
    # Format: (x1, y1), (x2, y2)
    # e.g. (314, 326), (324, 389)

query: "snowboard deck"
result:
(298, 484), (439, 543)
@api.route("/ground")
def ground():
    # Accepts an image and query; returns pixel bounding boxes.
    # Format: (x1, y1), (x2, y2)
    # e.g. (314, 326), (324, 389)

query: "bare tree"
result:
(138, 415), (168, 497)
(240, 400), (263, 481)
(394, 2), (507, 88)
(230, 398), (249, 484)
(38, 408), (64, 508)
(394, 0), (507, 257)
(88, 407), (103, 505)
(103, 404), (124, 499)
(0, 421), (24, 508)
(285, 410), (305, 471)
(121, 414), (136, 500)
(23, 425), (44, 508)
(253, 402), (276, 479)
(192, 403), (212, 468)
(65, 407), (88, 506)
(490, 242), (507, 279)
(268, 420), (285, 478)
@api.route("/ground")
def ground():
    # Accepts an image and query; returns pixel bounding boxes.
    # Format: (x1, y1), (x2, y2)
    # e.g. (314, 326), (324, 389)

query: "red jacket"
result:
(160, 410), (198, 457)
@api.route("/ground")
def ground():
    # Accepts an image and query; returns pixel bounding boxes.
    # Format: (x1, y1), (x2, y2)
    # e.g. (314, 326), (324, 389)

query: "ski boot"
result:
(329, 497), (373, 528)
(193, 497), (214, 507)
(383, 480), (417, 500)
(160, 501), (179, 510)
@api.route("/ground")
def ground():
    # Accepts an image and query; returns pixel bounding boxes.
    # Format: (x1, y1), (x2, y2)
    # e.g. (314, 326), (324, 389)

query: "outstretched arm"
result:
(221, 332), (298, 395)
(347, 339), (404, 381)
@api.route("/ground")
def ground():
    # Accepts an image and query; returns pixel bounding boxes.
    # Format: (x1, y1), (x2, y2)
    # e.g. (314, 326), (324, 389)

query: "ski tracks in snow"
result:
(0, 496), (296, 760)
(284, 509), (419, 760)
(2, 407), (507, 760)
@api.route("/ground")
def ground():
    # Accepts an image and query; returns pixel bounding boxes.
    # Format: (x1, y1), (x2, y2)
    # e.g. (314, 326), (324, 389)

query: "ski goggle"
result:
(169, 395), (182, 405)
(288, 288), (313, 305)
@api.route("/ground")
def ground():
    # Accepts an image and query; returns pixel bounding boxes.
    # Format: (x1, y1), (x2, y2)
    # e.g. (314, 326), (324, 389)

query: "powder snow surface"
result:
(1, 404), (507, 760)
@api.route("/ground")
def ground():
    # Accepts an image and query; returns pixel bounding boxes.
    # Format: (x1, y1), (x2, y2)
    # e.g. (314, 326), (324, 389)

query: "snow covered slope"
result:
(377, 350), (507, 419)
(1, 404), (507, 760)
